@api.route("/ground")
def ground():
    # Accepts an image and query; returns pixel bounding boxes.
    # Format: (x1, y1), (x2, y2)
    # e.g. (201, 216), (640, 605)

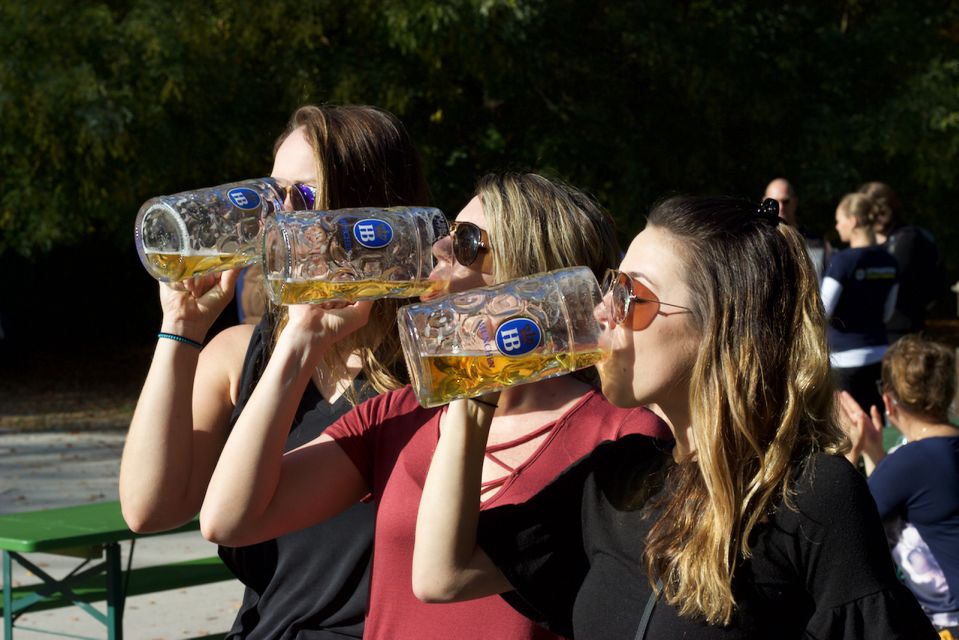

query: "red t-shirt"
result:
(326, 385), (670, 640)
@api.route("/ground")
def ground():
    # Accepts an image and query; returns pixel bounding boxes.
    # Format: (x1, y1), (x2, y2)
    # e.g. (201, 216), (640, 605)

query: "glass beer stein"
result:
(398, 266), (608, 407)
(262, 206), (451, 304)
(135, 178), (290, 282)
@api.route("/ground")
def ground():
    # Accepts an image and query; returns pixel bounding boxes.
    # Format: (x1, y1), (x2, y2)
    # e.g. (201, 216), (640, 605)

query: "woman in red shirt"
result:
(200, 173), (669, 640)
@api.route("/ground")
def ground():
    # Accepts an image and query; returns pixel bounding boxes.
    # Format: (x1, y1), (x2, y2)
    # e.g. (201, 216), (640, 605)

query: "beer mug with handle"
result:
(262, 206), (451, 304)
(398, 266), (608, 408)
(135, 178), (294, 282)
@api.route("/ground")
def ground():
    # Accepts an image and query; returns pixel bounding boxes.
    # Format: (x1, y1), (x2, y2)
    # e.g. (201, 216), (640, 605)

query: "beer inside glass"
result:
(398, 267), (609, 408)
(135, 178), (285, 282)
(262, 207), (450, 304)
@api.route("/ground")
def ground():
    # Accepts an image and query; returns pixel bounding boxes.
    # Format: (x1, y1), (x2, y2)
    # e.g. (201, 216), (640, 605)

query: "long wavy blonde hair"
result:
(271, 104), (429, 398)
(642, 196), (845, 624)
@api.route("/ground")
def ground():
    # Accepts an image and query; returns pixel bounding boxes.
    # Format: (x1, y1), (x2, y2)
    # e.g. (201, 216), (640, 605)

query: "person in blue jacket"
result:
(822, 192), (898, 413)
(839, 334), (959, 637)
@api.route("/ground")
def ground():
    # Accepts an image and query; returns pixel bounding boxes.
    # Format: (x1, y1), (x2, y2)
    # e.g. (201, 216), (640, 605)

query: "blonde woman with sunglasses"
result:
(121, 104), (426, 639)
(199, 173), (669, 640)
(412, 196), (936, 639)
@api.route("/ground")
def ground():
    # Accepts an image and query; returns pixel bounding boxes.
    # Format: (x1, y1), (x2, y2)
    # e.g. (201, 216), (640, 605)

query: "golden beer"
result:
(417, 349), (607, 407)
(270, 277), (449, 304)
(143, 250), (253, 281)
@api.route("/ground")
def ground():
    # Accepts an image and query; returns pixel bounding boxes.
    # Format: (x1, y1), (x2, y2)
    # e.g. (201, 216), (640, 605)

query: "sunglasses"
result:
(447, 221), (491, 267)
(275, 182), (317, 211)
(601, 269), (693, 331)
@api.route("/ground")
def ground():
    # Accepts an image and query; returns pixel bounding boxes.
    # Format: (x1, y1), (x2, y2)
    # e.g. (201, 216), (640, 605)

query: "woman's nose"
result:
(431, 235), (454, 263)
(281, 190), (295, 212)
(595, 291), (614, 327)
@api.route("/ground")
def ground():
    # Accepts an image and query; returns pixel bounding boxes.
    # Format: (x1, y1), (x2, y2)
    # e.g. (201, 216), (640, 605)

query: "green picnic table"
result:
(0, 500), (229, 640)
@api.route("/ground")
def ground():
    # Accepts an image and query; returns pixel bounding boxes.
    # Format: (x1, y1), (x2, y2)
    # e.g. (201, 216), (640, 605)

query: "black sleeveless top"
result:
(220, 319), (376, 639)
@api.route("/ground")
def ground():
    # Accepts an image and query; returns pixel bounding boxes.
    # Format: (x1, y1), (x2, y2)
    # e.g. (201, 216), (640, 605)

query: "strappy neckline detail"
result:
(482, 419), (560, 479)
(472, 389), (598, 506)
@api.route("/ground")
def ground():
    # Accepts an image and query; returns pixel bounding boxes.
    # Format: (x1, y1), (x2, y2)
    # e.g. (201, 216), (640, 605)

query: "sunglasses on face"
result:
(447, 220), (491, 267)
(601, 269), (693, 331)
(276, 182), (317, 211)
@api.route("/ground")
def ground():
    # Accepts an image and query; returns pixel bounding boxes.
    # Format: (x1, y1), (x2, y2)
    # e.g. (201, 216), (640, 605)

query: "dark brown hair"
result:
(273, 104), (429, 398)
(857, 181), (901, 236)
(277, 104), (429, 211)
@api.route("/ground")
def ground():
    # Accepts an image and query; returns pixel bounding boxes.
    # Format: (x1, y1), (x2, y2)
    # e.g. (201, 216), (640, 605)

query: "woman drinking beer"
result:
(199, 173), (670, 640)
(120, 104), (426, 639)
(411, 196), (936, 639)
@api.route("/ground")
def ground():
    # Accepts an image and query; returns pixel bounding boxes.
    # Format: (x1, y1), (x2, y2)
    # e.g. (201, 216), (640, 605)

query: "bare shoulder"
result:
(198, 323), (257, 402)
(204, 323), (256, 358)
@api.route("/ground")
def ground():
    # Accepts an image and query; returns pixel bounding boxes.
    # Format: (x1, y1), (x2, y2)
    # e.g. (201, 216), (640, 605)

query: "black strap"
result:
(634, 579), (664, 640)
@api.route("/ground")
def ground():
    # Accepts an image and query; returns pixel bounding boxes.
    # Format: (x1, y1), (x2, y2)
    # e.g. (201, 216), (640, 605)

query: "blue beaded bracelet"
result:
(157, 332), (203, 349)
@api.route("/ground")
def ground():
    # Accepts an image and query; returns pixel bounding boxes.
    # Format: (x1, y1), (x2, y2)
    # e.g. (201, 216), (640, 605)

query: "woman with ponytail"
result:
(824, 192), (900, 413)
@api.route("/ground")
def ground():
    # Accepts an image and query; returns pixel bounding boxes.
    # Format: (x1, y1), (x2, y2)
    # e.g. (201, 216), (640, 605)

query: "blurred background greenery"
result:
(1, 0), (958, 352)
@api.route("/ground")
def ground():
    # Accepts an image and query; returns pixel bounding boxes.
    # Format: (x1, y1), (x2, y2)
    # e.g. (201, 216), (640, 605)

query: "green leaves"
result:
(1, 0), (958, 275)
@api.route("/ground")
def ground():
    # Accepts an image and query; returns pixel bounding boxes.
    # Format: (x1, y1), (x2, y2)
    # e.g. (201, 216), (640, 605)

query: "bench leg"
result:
(4, 551), (13, 639)
(106, 542), (124, 640)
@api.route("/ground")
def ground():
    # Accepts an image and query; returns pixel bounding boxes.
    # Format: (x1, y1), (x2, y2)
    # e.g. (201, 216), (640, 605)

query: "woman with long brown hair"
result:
(121, 104), (426, 639)
(413, 196), (935, 638)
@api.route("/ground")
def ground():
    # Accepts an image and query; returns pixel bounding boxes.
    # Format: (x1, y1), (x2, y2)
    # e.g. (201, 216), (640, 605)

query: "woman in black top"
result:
(121, 104), (427, 638)
(413, 196), (936, 638)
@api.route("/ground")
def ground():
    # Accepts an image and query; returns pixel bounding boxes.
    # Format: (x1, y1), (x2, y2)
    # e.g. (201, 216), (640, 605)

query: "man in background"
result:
(764, 178), (831, 282)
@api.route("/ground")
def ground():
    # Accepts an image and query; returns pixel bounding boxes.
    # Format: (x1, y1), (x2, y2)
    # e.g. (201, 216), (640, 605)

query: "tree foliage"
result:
(2, 0), (958, 276)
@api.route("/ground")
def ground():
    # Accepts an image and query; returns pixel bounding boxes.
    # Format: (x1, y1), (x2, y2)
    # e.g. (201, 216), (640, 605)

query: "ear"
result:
(882, 393), (897, 423)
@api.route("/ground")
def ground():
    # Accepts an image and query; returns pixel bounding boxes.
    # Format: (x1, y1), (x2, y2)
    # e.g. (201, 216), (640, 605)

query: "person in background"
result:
(199, 172), (670, 640)
(764, 177), (831, 281)
(121, 104), (428, 639)
(413, 196), (935, 639)
(839, 334), (959, 639)
(822, 192), (899, 413)
(858, 181), (942, 342)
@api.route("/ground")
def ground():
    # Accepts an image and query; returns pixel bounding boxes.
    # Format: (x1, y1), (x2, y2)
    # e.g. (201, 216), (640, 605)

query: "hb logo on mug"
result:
(227, 187), (261, 210)
(353, 219), (394, 249)
(495, 317), (542, 357)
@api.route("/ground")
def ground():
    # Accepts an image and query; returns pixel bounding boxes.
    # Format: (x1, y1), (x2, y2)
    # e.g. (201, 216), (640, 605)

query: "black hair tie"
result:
(757, 198), (781, 224)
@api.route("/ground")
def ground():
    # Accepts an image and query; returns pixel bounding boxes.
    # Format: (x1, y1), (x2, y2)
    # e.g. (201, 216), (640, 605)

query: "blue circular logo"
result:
(227, 187), (261, 210)
(495, 317), (542, 357)
(353, 218), (394, 249)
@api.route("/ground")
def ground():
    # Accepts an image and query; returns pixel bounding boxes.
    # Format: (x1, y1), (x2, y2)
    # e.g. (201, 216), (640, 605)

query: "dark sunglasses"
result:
(275, 182), (317, 211)
(448, 221), (491, 267)
(601, 269), (693, 331)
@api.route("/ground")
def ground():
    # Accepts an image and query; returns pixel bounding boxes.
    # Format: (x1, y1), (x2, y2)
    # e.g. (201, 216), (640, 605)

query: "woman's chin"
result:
(598, 367), (640, 408)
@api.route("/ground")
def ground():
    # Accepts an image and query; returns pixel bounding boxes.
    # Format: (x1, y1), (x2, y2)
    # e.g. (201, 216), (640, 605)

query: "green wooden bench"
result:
(0, 501), (234, 640)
